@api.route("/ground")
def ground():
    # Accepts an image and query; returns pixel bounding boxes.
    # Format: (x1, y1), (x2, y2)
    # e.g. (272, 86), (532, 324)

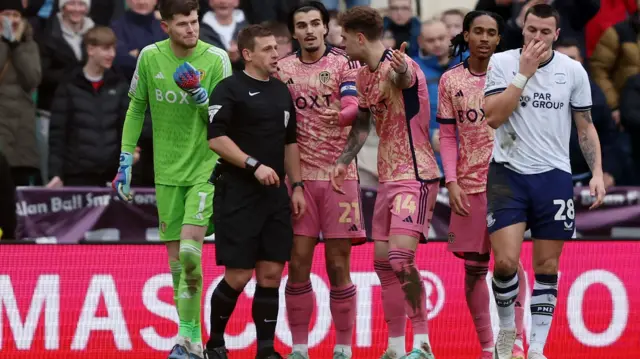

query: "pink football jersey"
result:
(356, 50), (440, 183)
(436, 60), (494, 194)
(275, 46), (361, 181)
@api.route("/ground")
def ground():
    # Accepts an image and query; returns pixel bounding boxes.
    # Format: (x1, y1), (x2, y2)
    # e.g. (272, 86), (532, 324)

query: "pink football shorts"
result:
(288, 180), (366, 243)
(447, 192), (491, 255)
(371, 180), (438, 241)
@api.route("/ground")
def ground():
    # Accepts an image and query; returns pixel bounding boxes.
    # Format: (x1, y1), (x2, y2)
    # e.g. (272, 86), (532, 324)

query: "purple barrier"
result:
(14, 186), (640, 243)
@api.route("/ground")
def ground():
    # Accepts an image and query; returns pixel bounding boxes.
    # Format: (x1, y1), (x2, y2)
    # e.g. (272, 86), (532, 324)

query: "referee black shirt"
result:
(207, 71), (297, 180)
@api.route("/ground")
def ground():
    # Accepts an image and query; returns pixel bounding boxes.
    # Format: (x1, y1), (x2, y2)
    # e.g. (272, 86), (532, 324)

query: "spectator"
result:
(47, 27), (129, 188)
(441, 8), (465, 38)
(265, 21), (292, 58)
(414, 19), (462, 174)
(0, 0), (43, 186)
(590, 2), (640, 127)
(200, 0), (247, 70)
(321, 0), (370, 11)
(37, 0), (95, 169)
(585, 0), (636, 58)
(51, 0), (125, 27)
(383, 0), (421, 57)
(111, 0), (166, 81)
(326, 9), (342, 47)
(555, 38), (623, 189)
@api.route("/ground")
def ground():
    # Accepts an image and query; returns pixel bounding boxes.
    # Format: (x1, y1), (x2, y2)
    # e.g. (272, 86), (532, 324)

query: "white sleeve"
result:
(570, 63), (592, 112)
(484, 55), (508, 97)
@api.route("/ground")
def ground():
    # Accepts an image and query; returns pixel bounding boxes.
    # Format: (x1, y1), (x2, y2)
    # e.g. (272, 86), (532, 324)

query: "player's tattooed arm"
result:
(336, 109), (372, 165)
(389, 63), (414, 90)
(574, 110), (603, 174)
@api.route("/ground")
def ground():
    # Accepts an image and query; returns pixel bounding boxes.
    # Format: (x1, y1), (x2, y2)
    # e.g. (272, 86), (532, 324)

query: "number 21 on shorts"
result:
(339, 201), (361, 224)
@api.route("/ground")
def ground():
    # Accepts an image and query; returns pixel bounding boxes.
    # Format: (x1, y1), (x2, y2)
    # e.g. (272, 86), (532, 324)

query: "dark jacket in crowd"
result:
(619, 74), (640, 176)
(0, 150), (16, 240)
(111, 10), (167, 81)
(0, 20), (42, 170)
(591, 13), (640, 111)
(570, 80), (622, 180)
(383, 16), (421, 58)
(37, 15), (93, 112)
(48, 68), (129, 182)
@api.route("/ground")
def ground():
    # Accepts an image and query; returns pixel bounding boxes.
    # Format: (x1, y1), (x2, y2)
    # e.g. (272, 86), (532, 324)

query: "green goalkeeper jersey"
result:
(122, 39), (232, 186)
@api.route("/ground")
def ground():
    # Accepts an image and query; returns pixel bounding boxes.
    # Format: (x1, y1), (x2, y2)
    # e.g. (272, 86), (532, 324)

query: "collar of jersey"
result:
(296, 44), (332, 64)
(519, 48), (555, 69)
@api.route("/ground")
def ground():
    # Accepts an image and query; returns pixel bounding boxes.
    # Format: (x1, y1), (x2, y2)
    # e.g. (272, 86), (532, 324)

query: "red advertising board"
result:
(0, 242), (638, 358)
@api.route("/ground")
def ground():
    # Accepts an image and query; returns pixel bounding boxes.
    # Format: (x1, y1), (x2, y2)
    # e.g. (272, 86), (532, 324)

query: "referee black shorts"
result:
(213, 172), (293, 269)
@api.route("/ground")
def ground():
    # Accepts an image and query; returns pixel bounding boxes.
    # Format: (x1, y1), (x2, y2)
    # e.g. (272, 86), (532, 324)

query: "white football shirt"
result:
(484, 49), (592, 175)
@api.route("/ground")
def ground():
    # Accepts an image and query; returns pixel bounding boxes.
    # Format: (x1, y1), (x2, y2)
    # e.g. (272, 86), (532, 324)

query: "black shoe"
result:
(204, 347), (228, 359)
(256, 348), (283, 359)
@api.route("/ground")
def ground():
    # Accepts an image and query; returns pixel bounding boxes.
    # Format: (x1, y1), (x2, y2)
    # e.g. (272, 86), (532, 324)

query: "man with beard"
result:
(112, 0), (232, 357)
(274, 2), (364, 359)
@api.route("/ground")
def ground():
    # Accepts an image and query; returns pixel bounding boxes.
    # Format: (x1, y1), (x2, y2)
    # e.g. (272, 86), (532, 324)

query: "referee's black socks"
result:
(253, 285), (280, 354)
(207, 279), (241, 349)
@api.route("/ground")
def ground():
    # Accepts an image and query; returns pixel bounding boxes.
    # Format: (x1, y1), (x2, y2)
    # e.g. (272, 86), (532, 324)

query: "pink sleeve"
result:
(439, 123), (458, 183)
(338, 96), (359, 126)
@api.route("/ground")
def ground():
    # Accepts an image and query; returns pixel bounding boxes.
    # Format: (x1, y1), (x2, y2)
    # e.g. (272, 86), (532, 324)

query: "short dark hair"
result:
(288, 1), (330, 34)
(553, 36), (580, 50)
(237, 24), (274, 53)
(263, 21), (291, 40)
(339, 6), (384, 41)
(442, 8), (465, 18)
(524, 4), (560, 28)
(158, 0), (199, 21)
(84, 26), (117, 48)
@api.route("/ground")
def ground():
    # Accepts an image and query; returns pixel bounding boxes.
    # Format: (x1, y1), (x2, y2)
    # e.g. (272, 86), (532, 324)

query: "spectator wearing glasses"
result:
(0, 0), (43, 186)
(383, 0), (421, 57)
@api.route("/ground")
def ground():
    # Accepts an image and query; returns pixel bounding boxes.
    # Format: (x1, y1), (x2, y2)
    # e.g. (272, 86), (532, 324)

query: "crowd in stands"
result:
(2, 0), (640, 238)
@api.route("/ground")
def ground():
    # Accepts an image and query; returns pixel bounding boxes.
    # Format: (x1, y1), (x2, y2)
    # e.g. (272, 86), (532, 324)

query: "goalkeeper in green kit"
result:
(111, 0), (231, 357)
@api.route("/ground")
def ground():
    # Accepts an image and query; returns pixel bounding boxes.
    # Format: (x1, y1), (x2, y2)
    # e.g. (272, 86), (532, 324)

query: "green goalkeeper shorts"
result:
(156, 182), (214, 241)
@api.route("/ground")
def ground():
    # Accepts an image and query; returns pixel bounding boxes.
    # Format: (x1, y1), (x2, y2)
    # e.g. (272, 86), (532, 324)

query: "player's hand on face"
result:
(588, 173), (606, 210)
(390, 42), (409, 74)
(519, 39), (547, 78)
(446, 182), (471, 216)
(254, 165), (280, 187)
(330, 163), (348, 194)
(318, 108), (341, 126)
(290, 187), (306, 219)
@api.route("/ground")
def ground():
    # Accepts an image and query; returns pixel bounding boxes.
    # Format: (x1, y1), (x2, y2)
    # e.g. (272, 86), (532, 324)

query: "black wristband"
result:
(291, 181), (304, 190)
(244, 156), (261, 173)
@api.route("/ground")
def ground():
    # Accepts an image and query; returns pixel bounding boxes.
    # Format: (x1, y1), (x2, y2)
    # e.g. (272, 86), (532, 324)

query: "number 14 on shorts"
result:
(394, 194), (417, 215)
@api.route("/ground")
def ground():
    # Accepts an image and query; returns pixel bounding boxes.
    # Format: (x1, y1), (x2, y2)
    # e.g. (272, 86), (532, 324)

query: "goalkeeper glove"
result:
(112, 152), (133, 202)
(173, 62), (208, 105)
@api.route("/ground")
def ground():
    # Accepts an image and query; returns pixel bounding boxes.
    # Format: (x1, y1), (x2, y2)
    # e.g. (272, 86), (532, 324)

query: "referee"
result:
(204, 25), (305, 359)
